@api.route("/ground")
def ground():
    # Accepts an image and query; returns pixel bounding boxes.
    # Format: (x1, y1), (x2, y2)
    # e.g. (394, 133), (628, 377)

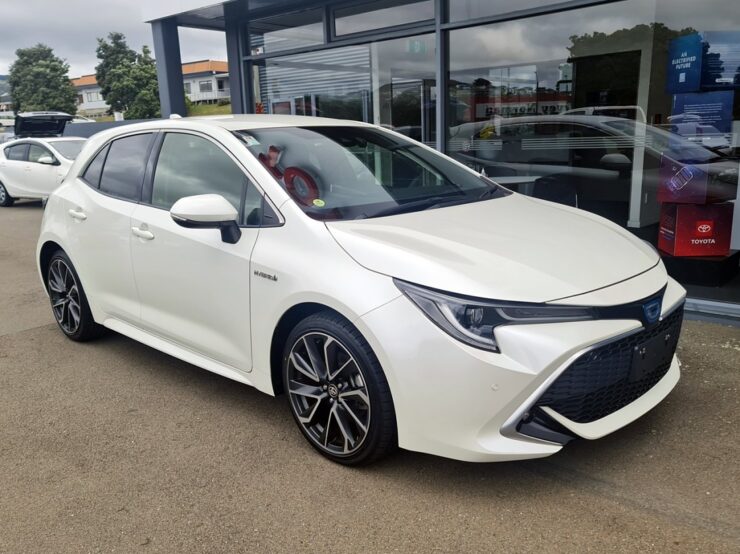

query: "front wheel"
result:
(283, 311), (397, 465)
(0, 182), (14, 207)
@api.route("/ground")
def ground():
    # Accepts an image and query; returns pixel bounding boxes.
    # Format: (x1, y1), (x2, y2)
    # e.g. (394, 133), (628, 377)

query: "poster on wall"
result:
(700, 31), (740, 89)
(670, 90), (734, 134)
(666, 33), (703, 94)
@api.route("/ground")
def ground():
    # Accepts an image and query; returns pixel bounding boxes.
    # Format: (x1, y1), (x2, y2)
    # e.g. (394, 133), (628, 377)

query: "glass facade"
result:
(252, 34), (437, 146)
(334, 0), (435, 36)
(241, 0), (740, 309)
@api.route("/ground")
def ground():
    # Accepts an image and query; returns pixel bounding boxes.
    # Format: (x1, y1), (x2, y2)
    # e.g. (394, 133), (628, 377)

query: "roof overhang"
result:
(143, 1), (226, 30)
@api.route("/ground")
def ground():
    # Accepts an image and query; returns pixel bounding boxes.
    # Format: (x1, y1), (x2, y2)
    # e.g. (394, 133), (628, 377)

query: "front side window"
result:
(99, 133), (154, 201)
(5, 144), (28, 161)
(151, 133), (262, 225)
(238, 126), (507, 221)
(28, 144), (54, 163)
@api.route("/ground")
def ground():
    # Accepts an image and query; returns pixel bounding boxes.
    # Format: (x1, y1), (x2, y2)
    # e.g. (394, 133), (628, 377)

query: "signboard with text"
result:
(666, 34), (703, 94)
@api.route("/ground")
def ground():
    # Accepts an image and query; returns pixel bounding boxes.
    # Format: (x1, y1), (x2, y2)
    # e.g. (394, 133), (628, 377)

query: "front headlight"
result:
(395, 280), (595, 353)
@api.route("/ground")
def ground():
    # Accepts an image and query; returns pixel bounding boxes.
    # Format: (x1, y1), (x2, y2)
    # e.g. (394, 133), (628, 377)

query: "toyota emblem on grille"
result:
(643, 298), (662, 325)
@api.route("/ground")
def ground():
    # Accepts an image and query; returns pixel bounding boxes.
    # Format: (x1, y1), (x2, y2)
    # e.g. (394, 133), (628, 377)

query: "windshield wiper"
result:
(367, 194), (466, 218)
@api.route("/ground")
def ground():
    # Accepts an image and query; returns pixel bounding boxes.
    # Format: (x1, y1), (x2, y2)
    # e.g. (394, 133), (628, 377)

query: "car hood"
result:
(326, 194), (660, 303)
(14, 111), (72, 138)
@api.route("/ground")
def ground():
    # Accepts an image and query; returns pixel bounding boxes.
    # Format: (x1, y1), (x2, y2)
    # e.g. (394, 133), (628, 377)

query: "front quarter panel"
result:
(248, 205), (401, 394)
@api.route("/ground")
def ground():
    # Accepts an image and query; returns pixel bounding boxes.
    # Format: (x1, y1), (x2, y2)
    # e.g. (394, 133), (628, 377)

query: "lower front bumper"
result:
(355, 277), (685, 463)
(540, 357), (680, 440)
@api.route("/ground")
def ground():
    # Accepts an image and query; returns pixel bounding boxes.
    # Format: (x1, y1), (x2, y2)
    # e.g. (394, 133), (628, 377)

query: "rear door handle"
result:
(68, 208), (87, 221)
(131, 226), (155, 240)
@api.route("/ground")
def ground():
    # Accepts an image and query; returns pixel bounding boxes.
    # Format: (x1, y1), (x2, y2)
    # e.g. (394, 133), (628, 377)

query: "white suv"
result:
(36, 115), (685, 465)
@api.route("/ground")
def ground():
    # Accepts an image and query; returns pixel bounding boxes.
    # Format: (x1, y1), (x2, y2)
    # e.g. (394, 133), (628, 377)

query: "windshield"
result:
(49, 140), (85, 160)
(236, 126), (508, 220)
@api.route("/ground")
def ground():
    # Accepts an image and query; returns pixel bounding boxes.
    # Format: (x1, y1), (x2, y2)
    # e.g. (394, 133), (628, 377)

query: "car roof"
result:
(114, 114), (375, 133)
(44, 136), (87, 143)
(186, 114), (376, 130)
(2, 136), (85, 146)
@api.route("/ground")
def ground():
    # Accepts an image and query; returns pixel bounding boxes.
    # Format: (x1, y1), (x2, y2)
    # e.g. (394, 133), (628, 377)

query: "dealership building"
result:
(145, 0), (740, 318)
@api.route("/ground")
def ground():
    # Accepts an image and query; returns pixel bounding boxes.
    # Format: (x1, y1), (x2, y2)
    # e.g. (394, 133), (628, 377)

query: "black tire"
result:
(0, 182), (14, 207)
(46, 250), (105, 342)
(283, 311), (397, 465)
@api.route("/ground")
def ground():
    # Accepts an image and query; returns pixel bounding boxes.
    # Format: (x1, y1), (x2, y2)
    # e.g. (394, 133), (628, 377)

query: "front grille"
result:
(534, 306), (684, 424)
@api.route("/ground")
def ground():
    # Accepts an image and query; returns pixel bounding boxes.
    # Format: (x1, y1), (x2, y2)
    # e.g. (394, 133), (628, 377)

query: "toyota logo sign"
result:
(697, 223), (712, 234)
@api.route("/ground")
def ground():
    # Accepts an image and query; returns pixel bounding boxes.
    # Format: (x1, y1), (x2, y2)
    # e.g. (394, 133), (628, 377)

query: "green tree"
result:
(8, 44), (77, 114)
(95, 32), (136, 110)
(95, 33), (160, 119)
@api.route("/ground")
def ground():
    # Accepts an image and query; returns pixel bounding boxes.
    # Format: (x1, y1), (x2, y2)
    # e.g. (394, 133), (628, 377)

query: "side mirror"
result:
(170, 194), (242, 244)
(600, 153), (631, 171)
(38, 155), (57, 165)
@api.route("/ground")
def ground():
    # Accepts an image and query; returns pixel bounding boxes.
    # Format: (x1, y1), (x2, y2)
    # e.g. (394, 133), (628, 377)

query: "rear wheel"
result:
(0, 182), (14, 207)
(283, 311), (397, 465)
(47, 250), (105, 341)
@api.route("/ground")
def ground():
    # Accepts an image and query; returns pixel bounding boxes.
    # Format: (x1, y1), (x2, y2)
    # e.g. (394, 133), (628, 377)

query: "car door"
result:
(26, 143), (63, 197)
(0, 143), (30, 195)
(130, 131), (263, 371)
(62, 132), (156, 323)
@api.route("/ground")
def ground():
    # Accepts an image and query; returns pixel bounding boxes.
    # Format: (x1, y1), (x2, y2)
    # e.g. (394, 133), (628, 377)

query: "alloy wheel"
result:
(287, 332), (371, 456)
(0, 184), (6, 204)
(48, 258), (82, 335)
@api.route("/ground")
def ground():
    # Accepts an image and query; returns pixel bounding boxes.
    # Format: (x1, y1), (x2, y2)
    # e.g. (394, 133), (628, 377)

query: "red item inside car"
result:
(283, 166), (320, 206)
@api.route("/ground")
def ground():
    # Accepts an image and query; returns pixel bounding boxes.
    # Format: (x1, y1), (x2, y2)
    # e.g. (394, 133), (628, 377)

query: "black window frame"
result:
(142, 130), (282, 229)
(4, 143), (29, 162)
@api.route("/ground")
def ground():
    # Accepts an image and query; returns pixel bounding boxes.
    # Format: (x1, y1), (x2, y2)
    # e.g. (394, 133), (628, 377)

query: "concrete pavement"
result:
(1, 201), (739, 553)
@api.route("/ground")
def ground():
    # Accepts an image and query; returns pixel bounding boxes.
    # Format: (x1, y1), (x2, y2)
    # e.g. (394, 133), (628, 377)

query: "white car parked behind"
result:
(0, 112), (85, 207)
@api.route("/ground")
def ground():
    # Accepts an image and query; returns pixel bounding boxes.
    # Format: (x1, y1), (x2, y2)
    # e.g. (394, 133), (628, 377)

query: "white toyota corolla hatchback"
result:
(37, 115), (685, 465)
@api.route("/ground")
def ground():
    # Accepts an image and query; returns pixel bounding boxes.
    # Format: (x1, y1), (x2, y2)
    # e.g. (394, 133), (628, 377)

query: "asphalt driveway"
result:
(1, 201), (739, 553)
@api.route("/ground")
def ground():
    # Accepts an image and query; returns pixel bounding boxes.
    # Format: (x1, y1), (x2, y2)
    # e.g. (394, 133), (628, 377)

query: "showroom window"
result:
(448, 0), (563, 22)
(252, 33), (437, 146)
(334, 0), (434, 36)
(247, 8), (325, 56)
(447, 0), (740, 303)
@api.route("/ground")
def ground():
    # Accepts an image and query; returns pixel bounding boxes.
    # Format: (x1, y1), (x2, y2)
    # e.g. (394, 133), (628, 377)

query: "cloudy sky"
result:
(0, 0), (226, 77)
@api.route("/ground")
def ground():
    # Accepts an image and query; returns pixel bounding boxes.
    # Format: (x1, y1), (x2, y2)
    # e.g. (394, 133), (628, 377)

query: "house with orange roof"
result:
(71, 60), (230, 117)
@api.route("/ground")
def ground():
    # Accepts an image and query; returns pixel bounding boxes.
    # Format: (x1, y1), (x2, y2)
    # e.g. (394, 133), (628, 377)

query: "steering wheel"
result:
(283, 167), (320, 206)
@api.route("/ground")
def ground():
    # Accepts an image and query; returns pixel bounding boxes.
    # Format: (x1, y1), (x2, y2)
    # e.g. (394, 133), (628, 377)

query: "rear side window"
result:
(4, 144), (28, 161)
(99, 133), (154, 201)
(82, 145), (109, 188)
(151, 133), (255, 224)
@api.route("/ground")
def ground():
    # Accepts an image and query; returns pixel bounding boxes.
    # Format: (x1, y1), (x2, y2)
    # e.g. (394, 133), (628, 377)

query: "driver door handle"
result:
(68, 208), (87, 221)
(132, 226), (155, 240)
